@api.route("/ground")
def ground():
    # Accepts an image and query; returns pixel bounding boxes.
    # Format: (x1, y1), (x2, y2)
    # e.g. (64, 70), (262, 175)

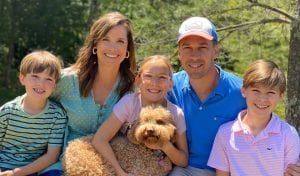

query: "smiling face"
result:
(136, 59), (173, 106)
(241, 59), (286, 119)
(242, 85), (282, 118)
(19, 70), (57, 102)
(95, 25), (128, 68)
(178, 35), (219, 80)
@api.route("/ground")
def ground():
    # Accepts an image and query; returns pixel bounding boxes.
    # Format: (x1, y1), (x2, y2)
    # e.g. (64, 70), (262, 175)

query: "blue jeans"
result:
(0, 167), (62, 176)
(39, 170), (63, 176)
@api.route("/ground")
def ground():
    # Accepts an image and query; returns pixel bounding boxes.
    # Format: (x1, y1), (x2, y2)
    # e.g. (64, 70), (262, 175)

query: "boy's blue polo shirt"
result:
(167, 66), (246, 170)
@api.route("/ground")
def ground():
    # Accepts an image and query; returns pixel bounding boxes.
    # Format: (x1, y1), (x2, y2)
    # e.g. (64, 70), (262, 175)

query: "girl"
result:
(92, 55), (188, 176)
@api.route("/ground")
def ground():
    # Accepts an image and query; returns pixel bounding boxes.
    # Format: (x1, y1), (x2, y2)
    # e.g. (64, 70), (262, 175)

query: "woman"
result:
(47, 12), (136, 174)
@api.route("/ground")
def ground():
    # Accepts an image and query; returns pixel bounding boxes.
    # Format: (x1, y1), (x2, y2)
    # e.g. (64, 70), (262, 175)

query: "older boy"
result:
(208, 60), (300, 175)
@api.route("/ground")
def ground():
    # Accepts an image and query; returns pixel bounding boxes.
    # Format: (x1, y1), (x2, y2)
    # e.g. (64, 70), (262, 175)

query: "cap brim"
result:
(177, 31), (213, 43)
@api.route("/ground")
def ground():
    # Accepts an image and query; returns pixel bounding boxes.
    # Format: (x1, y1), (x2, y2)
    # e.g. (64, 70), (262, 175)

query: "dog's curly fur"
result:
(63, 106), (177, 176)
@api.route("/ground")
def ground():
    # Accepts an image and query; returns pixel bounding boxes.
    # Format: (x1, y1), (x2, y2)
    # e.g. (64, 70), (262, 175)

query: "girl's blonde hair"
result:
(70, 12), (136, 98)
(138, 55), (173, 77)
(243, 59), (286, 93)
(19, 50), (62, 82)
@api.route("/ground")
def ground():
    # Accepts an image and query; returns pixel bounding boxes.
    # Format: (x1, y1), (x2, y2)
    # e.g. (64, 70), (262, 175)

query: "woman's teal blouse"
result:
(52, 71), (120, 145)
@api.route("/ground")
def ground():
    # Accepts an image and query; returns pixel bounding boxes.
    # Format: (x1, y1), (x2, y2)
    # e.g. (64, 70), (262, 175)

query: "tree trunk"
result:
(286, 0), (300, 133)
(5, 42), (15, 87)
(4, 0), (17, 88)
(86, 0), (100, 29)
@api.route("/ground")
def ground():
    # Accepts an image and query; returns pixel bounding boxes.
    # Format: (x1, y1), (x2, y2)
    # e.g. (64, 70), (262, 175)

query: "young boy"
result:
(208, 60), (300, 176)
(0, 51), (67, 176)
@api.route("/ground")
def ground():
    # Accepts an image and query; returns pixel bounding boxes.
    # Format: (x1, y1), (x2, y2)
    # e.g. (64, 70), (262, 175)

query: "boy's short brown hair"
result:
(243, 59), (286, 94)
(19, 50), (63, 82)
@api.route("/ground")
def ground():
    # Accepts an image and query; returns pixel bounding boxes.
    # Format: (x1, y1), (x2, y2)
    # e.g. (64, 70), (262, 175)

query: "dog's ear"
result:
(170, 127), (177, 144)
(165, 112), (177, 144)
(127, 120), (140, 144)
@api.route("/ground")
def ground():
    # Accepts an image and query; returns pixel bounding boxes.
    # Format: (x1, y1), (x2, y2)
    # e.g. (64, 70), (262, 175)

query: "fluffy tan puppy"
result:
(63, 106), (177, 176)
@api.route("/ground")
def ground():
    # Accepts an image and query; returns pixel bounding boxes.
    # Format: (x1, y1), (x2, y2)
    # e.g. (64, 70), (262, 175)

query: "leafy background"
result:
(0, 0), (294, 118)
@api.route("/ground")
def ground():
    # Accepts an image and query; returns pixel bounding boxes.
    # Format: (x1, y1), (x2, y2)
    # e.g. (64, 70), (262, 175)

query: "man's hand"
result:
(285, 162), (300, 176)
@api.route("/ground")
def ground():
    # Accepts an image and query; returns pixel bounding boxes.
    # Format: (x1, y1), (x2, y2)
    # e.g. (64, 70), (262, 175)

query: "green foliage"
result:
(0, 0), (294, 119)
(275, 99), (286, 119)
(0, 0), (89, 65)
(0, 70), (24, 106)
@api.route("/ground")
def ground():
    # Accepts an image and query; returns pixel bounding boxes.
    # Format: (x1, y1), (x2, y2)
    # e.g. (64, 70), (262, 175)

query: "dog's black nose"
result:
(146, 129), (154, 136)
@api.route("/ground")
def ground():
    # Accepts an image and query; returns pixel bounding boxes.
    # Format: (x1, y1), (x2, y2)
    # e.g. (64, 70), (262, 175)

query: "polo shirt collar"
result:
(232, 110), (281, 134)
(213, 65), (227, 97)
(232, 110), (247, 133)
(181, 65), (227, 97)
(182, 71), (190, 89)
(262, 113), (281, 134)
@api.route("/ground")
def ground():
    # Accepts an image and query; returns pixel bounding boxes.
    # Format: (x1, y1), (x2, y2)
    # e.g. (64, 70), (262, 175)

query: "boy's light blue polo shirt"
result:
(167, 66), (246, 170)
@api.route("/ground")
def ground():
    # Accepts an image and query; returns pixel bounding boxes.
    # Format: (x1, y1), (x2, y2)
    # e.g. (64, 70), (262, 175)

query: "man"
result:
(167, 16), (300, 176)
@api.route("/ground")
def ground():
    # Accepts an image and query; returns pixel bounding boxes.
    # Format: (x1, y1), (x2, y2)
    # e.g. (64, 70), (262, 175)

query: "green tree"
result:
(286, 0), (300, 131)
(0, 0), (90, 103)
(1, 0), (298, 131)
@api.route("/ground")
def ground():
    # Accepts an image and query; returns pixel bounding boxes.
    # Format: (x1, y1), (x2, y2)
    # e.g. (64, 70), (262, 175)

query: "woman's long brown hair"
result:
(70, 12), (136, 99)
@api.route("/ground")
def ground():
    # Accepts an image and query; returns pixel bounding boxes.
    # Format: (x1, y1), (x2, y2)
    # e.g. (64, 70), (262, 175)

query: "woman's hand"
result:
(0, 170), (14, 176)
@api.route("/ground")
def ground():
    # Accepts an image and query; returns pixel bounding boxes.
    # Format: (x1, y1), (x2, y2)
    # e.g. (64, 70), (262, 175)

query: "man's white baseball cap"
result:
(177, 17), (218, 43)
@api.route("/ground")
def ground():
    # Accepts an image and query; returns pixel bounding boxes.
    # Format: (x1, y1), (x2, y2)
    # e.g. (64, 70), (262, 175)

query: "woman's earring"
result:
(92, 47), (97, 55)
(125, 51), (129, 58)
